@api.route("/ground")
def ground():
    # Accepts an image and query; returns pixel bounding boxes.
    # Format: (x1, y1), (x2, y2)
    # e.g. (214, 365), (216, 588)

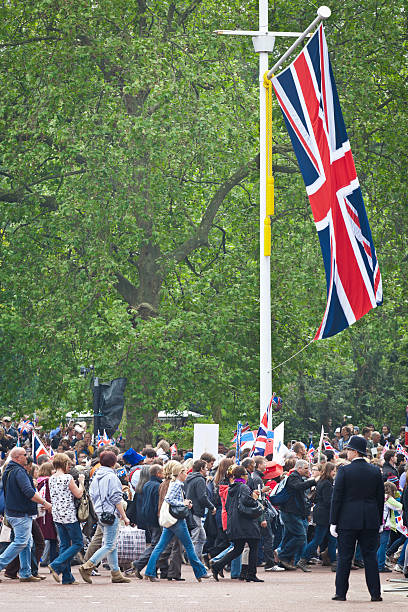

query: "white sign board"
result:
(273, 421), (286, 465)
(193, 424), (219, 460)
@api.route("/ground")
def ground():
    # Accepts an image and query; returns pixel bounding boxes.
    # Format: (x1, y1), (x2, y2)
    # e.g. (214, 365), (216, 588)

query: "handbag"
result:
(159, 500), (177, 528)
(237, 489), (263, 519)
(168, 505), (190, 520)
(76, 490), (90, 522)
(0, 522), (11, 543)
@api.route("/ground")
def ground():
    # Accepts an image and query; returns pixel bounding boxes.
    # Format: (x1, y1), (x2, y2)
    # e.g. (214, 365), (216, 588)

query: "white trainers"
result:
(394, 564), (404, 573)
(265, 565), (285, 572)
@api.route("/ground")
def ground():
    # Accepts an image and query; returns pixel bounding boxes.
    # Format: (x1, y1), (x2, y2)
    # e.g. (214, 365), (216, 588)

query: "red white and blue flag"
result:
(170, 443), (178, 458)
(97, 429), (111, 448)
(18, 420), (34, 434)
(396, 443), (408, 461)
(250, 405), (274, 457)
(32, 431), (49, 462)
(323, 440), (339, 455)
(231, 422), (251, 445)
(307, 440), (315, 460)
(272, 25), (382, 339)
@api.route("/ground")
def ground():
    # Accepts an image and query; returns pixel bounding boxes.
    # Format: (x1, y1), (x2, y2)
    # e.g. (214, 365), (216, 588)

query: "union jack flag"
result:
(307, 440), (315, 459)
(396, 443), (408, 461)
(381, 441), (390, 457)
(96, 429), (111, 448)
(170, 443), (178, 457)
(231, 422), (251, 445)
(323, 440), (339, 455)
(18, 420), (34, 434)
(272, 25), (382, 339)
(250, 406), (274, 457)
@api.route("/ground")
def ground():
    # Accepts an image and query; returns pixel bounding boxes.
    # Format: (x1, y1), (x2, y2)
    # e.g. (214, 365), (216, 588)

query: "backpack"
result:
(268, 476), (294, 506)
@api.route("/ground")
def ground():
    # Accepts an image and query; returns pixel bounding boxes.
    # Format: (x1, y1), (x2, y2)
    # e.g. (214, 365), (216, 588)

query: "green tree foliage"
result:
(0, 0), (407, 445)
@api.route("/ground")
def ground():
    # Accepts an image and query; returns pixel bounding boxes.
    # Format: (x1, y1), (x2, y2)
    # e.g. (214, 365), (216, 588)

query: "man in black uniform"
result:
(330, 435), (384, 602)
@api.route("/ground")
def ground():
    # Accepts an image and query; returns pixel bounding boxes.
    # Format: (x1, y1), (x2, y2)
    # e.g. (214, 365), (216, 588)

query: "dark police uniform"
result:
(330, 441), (384, 600)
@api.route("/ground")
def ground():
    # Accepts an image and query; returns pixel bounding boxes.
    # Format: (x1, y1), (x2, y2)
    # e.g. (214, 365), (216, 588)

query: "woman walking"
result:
(36, 461), (58, 565)
(144, 463), (209, 582)
(48, 453), (85, 585)
(211, 464), (263, 583)
(79, 450), (131, 584)
(298, 461), (336, 571)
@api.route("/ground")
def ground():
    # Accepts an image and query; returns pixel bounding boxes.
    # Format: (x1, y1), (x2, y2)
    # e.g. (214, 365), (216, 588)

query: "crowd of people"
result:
(0, 414), (407, 599)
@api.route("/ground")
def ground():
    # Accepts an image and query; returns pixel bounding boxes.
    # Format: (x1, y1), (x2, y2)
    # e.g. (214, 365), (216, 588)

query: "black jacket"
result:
(330, 459), (384, 529)
(313, 478), (334, 526)
(281, 471), (317, 518)
(139, 476), (162, 528)
(185, 472), (215, 517)
(3, 461), (37, 517)
(382, 462), (398, 482)
(225, 482), (260, 541)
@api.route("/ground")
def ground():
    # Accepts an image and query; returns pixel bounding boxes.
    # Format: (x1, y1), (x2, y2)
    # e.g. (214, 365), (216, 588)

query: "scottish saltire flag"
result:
(18, 420), (34, 434)
(32, 431), (49, 462)
(272, 25), (382, 339)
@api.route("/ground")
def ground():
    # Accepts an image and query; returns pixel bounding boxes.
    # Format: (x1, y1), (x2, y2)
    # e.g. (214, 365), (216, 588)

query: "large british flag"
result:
(272, 25), (382, 339)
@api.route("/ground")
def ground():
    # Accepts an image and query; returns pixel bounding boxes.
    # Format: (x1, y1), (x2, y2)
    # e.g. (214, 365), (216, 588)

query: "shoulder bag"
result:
(237, 488), (263, 519)
(97, 478), (115, 525)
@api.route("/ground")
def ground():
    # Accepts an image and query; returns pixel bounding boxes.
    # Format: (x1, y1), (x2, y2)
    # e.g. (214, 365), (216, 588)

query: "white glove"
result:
(330, 524), (338, 538)
(379, 525), (384, 534)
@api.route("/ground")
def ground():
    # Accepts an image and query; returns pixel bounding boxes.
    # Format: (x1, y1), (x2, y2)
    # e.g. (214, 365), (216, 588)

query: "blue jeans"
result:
(51, 521), (83, 584)
(88, 517), (120, 572)
(210, 543), (242, 577)
(279, 512), (308, 563)
(145, 519), (207, 579)
(0, 515), (33, 578)
(303, 525), (337, 562)
(377, 529), (390, 570)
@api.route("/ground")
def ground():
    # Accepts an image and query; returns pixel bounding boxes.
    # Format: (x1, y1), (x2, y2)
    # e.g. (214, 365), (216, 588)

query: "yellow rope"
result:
(263, 72), (274, 256)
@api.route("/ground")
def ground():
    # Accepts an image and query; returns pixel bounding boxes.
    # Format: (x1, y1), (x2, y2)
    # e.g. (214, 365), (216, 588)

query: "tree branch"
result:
(166, 154), (260, 263)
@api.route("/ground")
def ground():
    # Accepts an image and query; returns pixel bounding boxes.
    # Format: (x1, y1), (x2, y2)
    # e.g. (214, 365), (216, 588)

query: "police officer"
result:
(330, 435), (384, 602)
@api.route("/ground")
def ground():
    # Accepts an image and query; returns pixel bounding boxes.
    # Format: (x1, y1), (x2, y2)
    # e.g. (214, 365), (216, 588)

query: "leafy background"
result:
(0, 0), (407, 446)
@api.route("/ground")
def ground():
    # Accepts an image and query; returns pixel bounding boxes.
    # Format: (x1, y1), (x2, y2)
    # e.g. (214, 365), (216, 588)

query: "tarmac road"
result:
(0, 565), (405, 612)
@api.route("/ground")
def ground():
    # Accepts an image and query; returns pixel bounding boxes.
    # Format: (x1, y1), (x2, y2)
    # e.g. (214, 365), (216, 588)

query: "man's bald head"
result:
(10, 447), (28, 465)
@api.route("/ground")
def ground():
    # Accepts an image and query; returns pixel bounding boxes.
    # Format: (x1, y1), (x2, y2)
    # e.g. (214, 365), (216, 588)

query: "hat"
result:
(2, 416), (11, 422)
(184, 452), (193, 460)
(122, 448), (145, 466)
(335, 427), (341, 433)
(387, 474), (399, 486)
(263, 461), (284, 480)
(74, 424), (84, 434)
(347, 435), (367, 456)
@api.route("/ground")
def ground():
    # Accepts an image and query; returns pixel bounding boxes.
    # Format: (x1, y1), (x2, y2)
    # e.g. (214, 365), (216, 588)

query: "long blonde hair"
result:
(163, 460), (180, 480)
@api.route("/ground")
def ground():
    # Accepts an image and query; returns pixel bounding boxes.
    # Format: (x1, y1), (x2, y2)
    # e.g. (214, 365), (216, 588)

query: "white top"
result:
(49, 473), (77, 524)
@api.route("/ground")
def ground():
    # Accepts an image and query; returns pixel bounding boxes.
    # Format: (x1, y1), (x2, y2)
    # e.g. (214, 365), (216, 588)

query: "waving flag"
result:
(381, 441), (390, 457)
(18, 420), (34, 435)
(170, 443), (178, 458)
(324, 440), (339, 455)
(32, 431), (49, 462)
(396, 443), (408, 461)
(97, 429), (111, 448)
(231, 422), (251, 445)
(272, 25), (382, 339)
(250, 402), (274, 457)
(307, 440), (315, 460)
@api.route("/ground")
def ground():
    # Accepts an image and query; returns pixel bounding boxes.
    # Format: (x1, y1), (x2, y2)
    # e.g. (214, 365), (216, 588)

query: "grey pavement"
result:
(0, 565), (405, 612)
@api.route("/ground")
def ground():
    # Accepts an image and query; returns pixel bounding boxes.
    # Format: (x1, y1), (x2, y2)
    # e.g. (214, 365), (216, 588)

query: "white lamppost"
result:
(216, 4), (331, 421)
